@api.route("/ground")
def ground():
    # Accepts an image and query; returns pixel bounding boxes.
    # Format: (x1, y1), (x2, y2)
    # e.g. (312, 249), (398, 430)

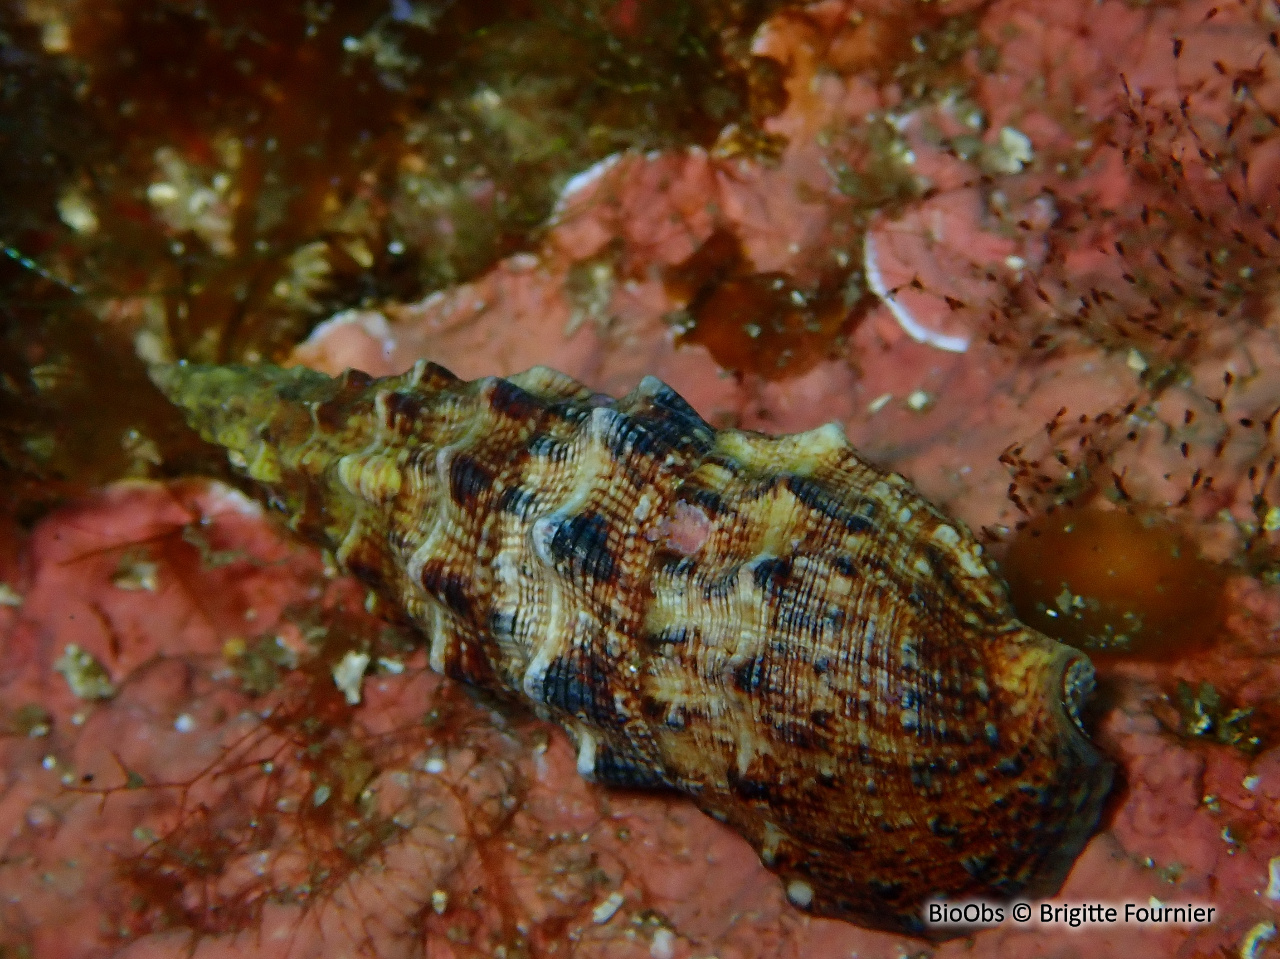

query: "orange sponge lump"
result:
(1003, 508), (1226, 658)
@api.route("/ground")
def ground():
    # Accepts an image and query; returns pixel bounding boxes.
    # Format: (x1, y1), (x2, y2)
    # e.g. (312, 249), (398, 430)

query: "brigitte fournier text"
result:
(926, 900), (1217, 929)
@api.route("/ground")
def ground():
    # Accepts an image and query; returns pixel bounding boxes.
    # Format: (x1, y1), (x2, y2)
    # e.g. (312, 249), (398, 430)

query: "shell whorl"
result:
(153, 359), (1114, 937)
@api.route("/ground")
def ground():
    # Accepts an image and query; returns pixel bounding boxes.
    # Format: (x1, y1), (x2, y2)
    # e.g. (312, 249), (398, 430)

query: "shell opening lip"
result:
(1060, 653), (1098, 737)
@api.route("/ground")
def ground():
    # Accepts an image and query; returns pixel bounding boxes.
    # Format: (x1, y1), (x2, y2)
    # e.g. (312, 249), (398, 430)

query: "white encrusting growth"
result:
(575, 727), (598, 778)
(201, 480), (265, 517)
(649, 928), (676, 959)
(1240, 922), (1277, 959)
(300, 308), (397, 360)
(332, 650), (371, 705)
(592, 891), (625, 924)
(551, 152), (624, 220)
(786, 879), (815, 908)
(863, 232), (971, 353)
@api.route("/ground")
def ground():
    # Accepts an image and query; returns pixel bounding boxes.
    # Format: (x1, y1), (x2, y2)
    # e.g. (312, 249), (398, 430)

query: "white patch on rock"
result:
(301, 309), (397, 361)
(592, 891), (625, 924)
(648, 928), (675, 959)
(551, 153), (624, 220)
(575, 728), (598, 780)
(863, 233), (970, 353)
(786, 878), (814, 908)
(332, 651), (371, 705)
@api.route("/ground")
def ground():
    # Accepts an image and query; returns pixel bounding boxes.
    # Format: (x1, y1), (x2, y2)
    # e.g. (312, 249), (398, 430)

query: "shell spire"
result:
(153, 359), (1114, 938)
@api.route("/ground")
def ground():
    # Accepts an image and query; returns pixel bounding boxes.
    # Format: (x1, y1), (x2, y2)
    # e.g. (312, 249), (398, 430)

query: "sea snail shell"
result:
(153, 359), (1114, 938)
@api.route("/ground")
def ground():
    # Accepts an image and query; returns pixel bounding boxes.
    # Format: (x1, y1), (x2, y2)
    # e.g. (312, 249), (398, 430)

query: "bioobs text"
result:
(926, 901), (1005, 926)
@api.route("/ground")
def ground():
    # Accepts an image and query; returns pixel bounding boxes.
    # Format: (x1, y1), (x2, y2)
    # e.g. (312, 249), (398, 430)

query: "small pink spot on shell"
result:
(662, 501), (712, 556)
